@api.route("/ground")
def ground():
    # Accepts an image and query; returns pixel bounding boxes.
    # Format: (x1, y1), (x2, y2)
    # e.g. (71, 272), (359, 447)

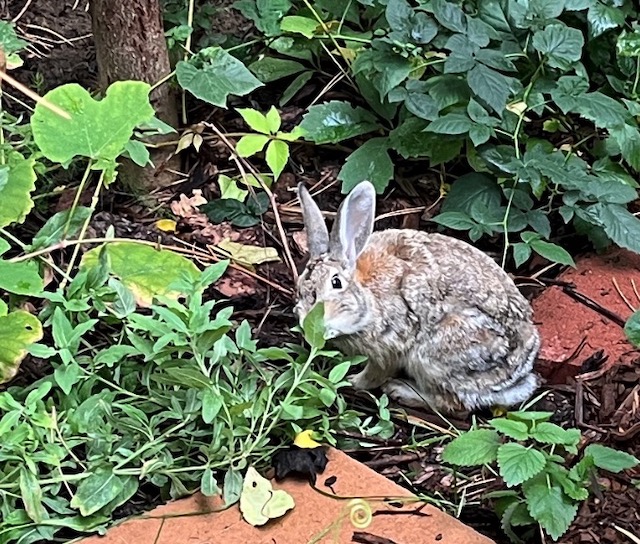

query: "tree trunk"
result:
(90, 0), (179, 191)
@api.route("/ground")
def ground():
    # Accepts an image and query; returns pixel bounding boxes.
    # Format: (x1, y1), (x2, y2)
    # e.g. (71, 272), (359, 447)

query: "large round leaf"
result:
(80, 242), (200, 306)
(31, 81), (155, 165)
(0, 310), (43, 383)
(0, 153), (37, 228)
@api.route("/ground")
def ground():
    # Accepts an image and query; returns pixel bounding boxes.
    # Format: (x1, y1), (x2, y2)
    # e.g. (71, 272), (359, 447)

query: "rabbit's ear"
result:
(330, 181), (375, 266)
(298, 183), (329, 257)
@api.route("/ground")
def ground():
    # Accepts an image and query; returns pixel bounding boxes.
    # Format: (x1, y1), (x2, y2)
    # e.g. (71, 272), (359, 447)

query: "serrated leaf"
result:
(404, 92), (439, 121)
(265, 106), (281, 133)
(531, 422), (581, 446)
(467, 63), (514, 113)
(0, 154), (37, 229)
(522, 477), (577, 540)
(32, 81), (154, 165)
(618, 29), (640, 57)
(338, 138), (394, 194)
(0, 310), (43, 384)
(442, 429), (501, 466)
(237, 108), (270, 134)
(300, 101), (379, 144)
(176, 47), (263, 108)
(584, 444), (639, 473)
(528, 239), (575, 267)
(441, 173), (502, 215)
(427, 113), (473, 135)
(588, 2), (624, 38)
(80, 242), (199, 307)
(532, 25), (584, 70)
(583, 202), (640, 254)
(498, 443), (546, 486)
(489, 418), (530, 440)
(266, 139), (289, 179)
(431, 211), (476, 230)
(236, 134), (270, 157)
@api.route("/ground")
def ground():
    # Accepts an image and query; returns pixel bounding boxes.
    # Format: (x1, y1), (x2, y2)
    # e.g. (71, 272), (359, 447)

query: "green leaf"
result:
(201, 468), (221, 497)
(280, 71), (313, 106)
(530, 422), (581, 446)
(328, 361), (351, 383)
(522, 477), (578, 540)
(617, 29), (640, 57)
(249, 57), (305, 83)
(532, 25), (584, 70)
(427, 113), (473, 135)
(223, 469), (243, 506)
(431, 211), (476, 230)
(0, 154), (37, 228)
(234, 0), (291, 36)
(522, 235), (575, 267)
(0, 300), (7, 317)
(202, 389), (223, 423)
(32, 81), (154, 166)
(31, 207), (93, 250)
(508, 411), (553, 423)
(80, 242), (200, 306)
(583, 203), (640, 254)
(338, 138), (394, 194)
(431, 0), (466, 33)
(237, 108), (270, 134)
(300, 101), (379, 144)
(498, 443), (546, 486)
(584, 444), (639, 473)
(19, 468), (46, 523)
(404, 93), (439, 121)
(624, 310), (640, 347)
(588, 2), (624, 38)
(302, 302), (326, 349)
(176, 47), (263, 108)
(266, 139), (289, 179)
(265, 106), (281, 133)
(0, 310), (43, 384)
(54, 362), (82, 396)
(124, 140), (150, 167)
(0, 259), (44, 296)
(467, 63), (515, 113)
(441, 173), (502, 215)
(236, 134), (270, 157)
(71, 468), (125, 516)
(0, 21), (28, 56)
(218, 174), (248, 201)
(442, 429), (501, 466)
(489, 418), (530, 441)
(513, 242), (532, 267)
(280, 15), (318, 38)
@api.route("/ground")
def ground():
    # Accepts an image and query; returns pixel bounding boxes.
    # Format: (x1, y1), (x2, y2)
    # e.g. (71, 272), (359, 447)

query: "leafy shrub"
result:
(226, 0), (640, 266)
(442, 411), (639, 541)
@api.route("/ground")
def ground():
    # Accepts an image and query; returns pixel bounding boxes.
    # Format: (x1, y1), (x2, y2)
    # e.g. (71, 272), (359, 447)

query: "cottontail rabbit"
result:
(295, 181), (540, 414)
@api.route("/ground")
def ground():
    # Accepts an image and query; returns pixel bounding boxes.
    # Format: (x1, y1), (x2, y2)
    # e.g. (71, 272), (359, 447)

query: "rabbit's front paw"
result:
(348, 365), (386, 391)
(382, 379), (429, 408)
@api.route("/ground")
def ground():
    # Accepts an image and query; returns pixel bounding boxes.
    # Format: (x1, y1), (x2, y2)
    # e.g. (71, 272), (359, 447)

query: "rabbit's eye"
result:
(331, 275), (342, 289)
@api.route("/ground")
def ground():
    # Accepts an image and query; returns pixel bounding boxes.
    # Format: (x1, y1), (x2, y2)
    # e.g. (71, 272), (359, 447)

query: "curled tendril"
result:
(347, 499), (372, 529)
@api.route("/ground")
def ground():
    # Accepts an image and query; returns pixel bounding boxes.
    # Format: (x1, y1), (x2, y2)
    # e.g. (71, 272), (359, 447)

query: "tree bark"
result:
(90, 0), (179, 191)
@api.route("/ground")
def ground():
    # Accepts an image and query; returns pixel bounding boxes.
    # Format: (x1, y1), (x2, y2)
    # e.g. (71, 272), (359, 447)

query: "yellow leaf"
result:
(294, 430), (322, 449)
(155, 219), (177, 232)
(506, 101), (527, 116)
(217, 239), (280, 266)
(239, 467), (294, 526)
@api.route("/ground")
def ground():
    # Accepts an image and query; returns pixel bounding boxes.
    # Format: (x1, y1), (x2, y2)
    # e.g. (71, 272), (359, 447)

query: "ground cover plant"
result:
(0, 0), (639, 543)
